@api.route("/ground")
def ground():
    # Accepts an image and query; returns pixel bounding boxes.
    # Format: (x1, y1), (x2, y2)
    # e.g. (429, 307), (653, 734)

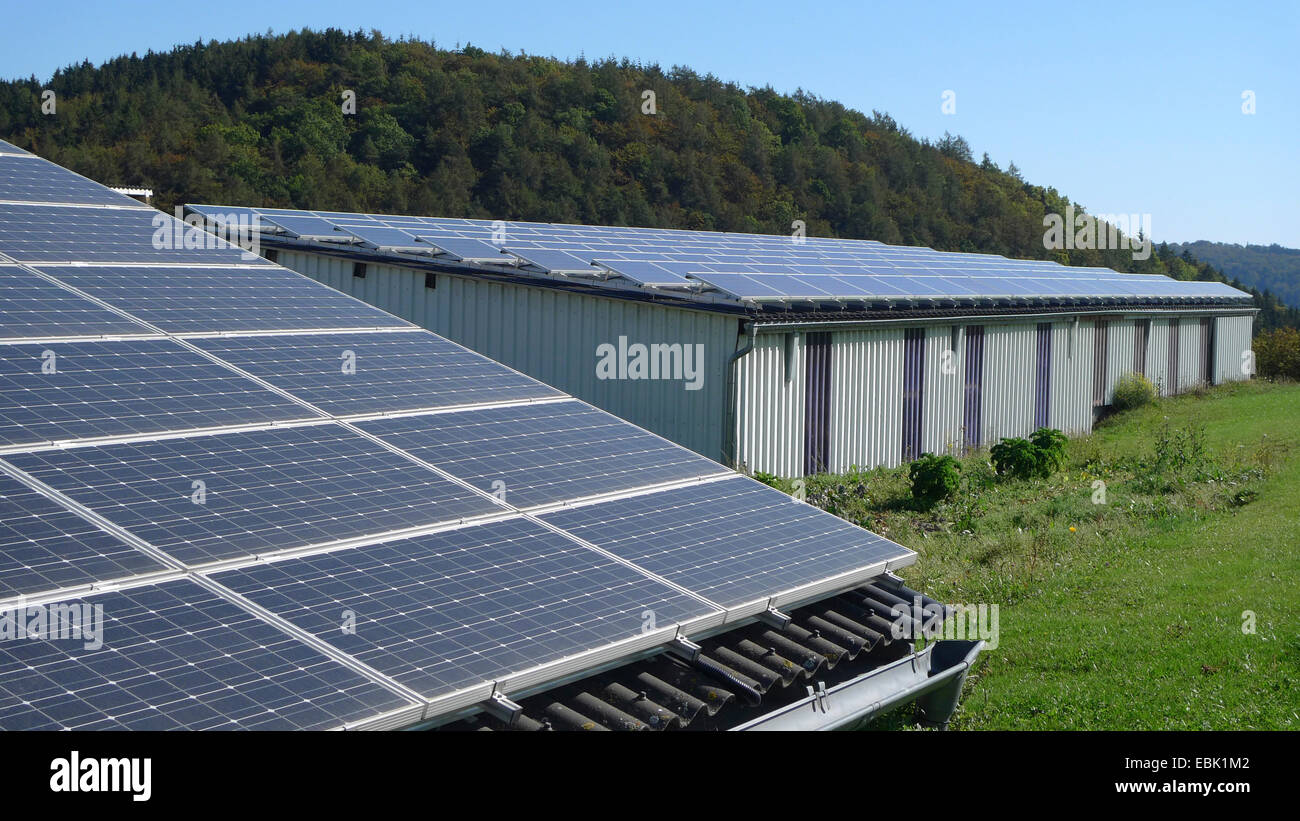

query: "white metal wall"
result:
(1103, 319), (1137, 403)
(1214, 315), (1254, 383)
(828, 327), (904, 470)
(734, 332), (805, 476)
(981, 322), (1038, 442)
(1049, 320), (1094, 435)
(921, 326), (965, 458)
(1147, 318), (1173, 396)
(280, 250), (739, 461)
(1176, 319), (1206, 391)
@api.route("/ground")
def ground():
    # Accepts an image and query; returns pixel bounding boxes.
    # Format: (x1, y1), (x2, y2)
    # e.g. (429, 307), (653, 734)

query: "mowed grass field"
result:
(775, 380), (1300, 730)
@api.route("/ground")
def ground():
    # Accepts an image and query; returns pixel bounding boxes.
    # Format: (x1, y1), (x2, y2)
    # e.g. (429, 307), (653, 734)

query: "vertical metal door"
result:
(962, 325), (984, 450)
(803, 332), (832, 474)
(902, 328), (925, 461)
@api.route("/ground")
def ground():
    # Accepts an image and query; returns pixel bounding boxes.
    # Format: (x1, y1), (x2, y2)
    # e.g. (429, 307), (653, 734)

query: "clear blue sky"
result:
(2, 0), (1296, 247)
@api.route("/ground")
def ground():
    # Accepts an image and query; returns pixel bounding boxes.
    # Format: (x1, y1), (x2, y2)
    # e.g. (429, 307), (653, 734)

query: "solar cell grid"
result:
(213, 517), (716, 699)
(541, 477), (914, 608)
(0, 579), (411, 730)
(36, 265), (408, 333)
(192, 331), (563, 416)
(358, 400), (726, 508)
(0, 472), (167, 598)
(0, 204), (255, 264)
(0, 266), (147, 339)
(3, 424), (503, 566)
(0, 338), (318, 447)
(0, 156), (144, 207)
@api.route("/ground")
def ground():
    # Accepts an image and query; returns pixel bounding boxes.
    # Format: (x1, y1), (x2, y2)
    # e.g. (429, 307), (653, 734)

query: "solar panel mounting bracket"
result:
(757, 607), (792, 630)
(667, 636), (702, 663)
(481, 692), (525, 727)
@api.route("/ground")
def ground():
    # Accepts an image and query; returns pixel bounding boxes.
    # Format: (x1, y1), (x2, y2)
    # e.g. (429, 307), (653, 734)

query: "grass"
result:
(771, 380), (1300, 730)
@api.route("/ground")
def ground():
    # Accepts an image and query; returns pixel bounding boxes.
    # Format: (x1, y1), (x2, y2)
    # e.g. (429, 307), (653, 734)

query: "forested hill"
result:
(1, 28), (1295, 330)
(1170, 242), (1300, 310)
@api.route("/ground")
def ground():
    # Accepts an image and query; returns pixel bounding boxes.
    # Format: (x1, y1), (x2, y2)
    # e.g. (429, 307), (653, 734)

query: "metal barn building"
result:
(190, 205), (1257, 476)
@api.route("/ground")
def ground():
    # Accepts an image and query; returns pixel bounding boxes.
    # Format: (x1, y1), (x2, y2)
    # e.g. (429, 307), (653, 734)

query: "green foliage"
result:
(1253, 327), (1300, 381)
(907, 452), (961, 508)
(1029, 427), (1068, 471)
(752, 471), (781, 488)
(990, 437), (1044, 480)
(1111, 371), (1158, 412)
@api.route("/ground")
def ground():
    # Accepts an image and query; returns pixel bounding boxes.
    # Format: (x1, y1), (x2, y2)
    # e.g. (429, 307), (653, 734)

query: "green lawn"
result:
(784, 380), (1300, 730)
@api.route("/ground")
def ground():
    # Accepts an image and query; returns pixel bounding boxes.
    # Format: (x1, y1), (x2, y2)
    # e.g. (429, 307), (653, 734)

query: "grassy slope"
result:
(794, 381), (1300, 729)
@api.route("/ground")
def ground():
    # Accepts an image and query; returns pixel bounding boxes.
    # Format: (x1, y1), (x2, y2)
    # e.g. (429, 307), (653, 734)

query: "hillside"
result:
(1171, 241), (1300, 310)
(1, 28), (1296, 329)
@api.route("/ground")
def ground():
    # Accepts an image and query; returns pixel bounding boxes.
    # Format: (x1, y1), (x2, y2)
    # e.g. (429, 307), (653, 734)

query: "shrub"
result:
(1030, 427), (1068, 472)
(991, 428), (1067, 480)
(990, 437), (1042, 480)
(908, 453), (960, 508)
(752, 471), (781, 489)
(1253, 327), (1300, 381)
(1112, 372), (1158, 412)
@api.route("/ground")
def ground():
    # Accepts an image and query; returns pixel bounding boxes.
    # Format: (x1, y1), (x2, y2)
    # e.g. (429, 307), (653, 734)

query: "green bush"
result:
(1112, 372), (1158, 412)
(1253, 327), (1300, 381)
(991, 428), (1067, 480)
(990, 437), (1042, 480)
(908, 453), (960, 508)
(752, 471), (781, 489)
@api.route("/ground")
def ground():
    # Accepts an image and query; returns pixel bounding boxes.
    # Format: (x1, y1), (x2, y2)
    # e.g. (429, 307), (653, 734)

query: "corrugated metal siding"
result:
(921, 325), (964, 457)
(1104, 319), (1137, 403)
(981, 322), (1036, 442)
(1214, 315), (1254, 383)
(736, 333), (804, 476)
(1148, 318), (1172, 396)
(280, 250), (737, 461)
(1048, 320), (1093, 435)
(829, 328), (903, 471)
(1178, 318), (1205, 391)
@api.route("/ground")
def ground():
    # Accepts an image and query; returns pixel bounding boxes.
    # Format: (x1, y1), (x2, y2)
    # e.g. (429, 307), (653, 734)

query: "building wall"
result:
(734, 332), (806, 476)
(1214, 315), (1254, 384)
(280, 250), (739, 462)
(277, 251), (1256, 477)
(829, 327), (904, 470)
(1049, 320), (1094, 435)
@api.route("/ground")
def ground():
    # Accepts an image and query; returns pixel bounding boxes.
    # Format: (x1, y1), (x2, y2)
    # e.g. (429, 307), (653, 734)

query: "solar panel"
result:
(0, 204), (256, 264)
(4, 424), (504, 566)
(415, 236), (507, 262)
(0, 139), (31, 156)
(542, 477), (914, 608)
(0, 338), (319, 447)
(357, 400), (727, 508)
(0, 266), (148, 339)
(260, 215), (348, 239)
(334, 224), (429, 251)
(505, 247), (597, 274)
(0, 472), (167, 597)
(212, 518), (715, 699)
(0, 579), (413, 730)
(35, 265), (408, 333)
(590, 259), (694, 286)
(0, 156), (146, 207)
(191, 331), (563, 416)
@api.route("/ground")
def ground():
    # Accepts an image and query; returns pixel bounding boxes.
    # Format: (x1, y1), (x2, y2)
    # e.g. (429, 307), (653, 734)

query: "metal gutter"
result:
(749, 306), (1259, 332)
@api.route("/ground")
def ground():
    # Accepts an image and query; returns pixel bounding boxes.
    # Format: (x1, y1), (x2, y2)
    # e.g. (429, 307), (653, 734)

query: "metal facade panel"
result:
(1214, 315), (1254, 383)
(980, 322), (1037, 442)
(921, 325), (964, 457)
(1178, 317), (1205, 391)
(1048, 321), (1093, 435)
(279, 251), (735, 462)
(962, 325), (985, 449)
(1147, 318), (1172, 396)
(1034, 323), (1052, 428)
(1104, 318), (1136, 402)
(901, 329), (925, 462)
(735, 332), (805, 476)
(829, 328), (904, 471)
(803, 332), (832, 473)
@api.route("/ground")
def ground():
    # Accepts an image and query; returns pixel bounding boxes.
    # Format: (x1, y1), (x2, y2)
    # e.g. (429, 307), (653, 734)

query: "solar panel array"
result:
(188, 204), (1254, 305)
(0, 146), (915, 730)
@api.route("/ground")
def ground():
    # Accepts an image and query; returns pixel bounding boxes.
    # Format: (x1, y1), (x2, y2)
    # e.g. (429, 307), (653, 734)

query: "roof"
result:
(186, 204), (1255, 313)
(0, 143), (919, 730)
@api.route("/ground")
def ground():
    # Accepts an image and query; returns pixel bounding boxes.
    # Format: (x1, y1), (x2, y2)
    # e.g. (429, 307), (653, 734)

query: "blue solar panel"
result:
(0, 156), (145, 206)
(334, 224), (429, 251)
(0, 266), (147, 339)
(0, 338), (319, 447)
(260, 215), (348, 238)
(4, 424), (503, 566)
(0, 473), (166, 598)
(417, 236), (507, 262)
(541, 477), (914, 607)
(0, 139), (31, 155)
(0, 204), (257, 264)
(35, 265), (408, 333)
(192, 331), (563, 416)
(357, 400), (726, 508)
(213, 518), (715, 699)
(0, 579), (412, 730)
